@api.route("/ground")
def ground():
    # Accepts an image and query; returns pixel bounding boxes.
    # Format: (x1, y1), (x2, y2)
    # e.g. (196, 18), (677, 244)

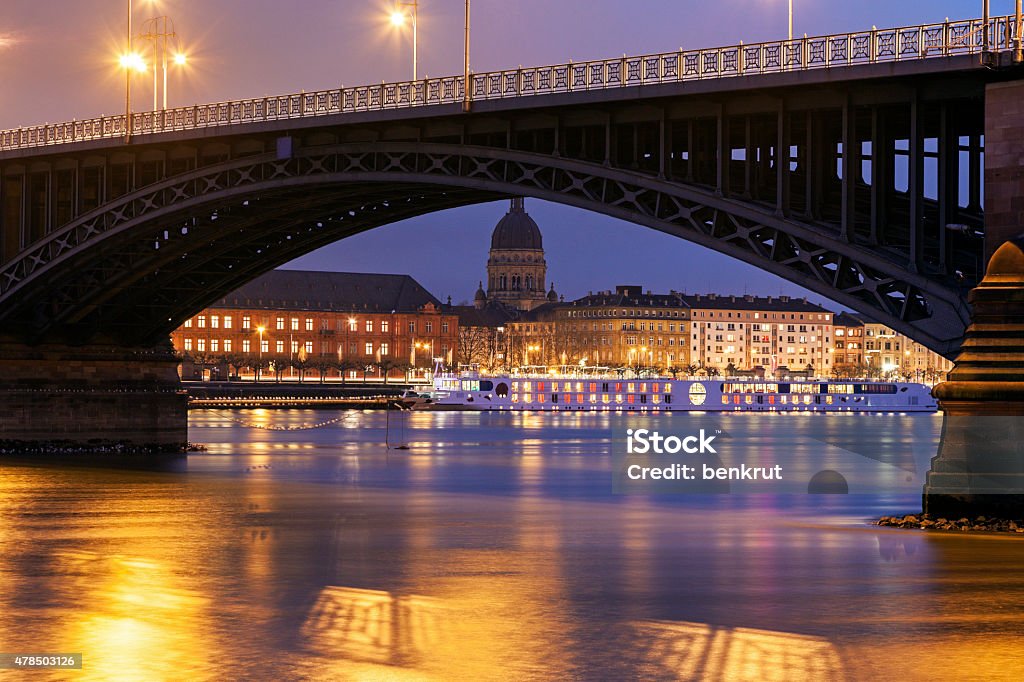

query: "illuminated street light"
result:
(119, 52), (147, 72)
(139, 15), (187, 110)
(388, 1), (419, 80)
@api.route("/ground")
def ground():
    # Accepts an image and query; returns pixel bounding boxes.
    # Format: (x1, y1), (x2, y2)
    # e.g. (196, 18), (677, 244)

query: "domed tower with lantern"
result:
(486, 198), (554, 311)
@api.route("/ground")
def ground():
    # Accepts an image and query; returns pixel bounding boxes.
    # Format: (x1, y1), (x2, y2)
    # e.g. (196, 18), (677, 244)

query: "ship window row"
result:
(512, 381), (671, 394)
(460, 380), (494, 392)
(721, 394), (837, 405)
(720, 383), (895, 395)
(511, 393), (673, 405)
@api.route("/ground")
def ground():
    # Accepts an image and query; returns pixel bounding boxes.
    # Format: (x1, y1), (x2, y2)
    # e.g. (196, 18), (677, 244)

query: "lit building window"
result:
(184, 338), (193, 351)
(242, 339), (250, 353)
(442, 321), (449, 333)
(242, 315), (251, 329)
(305, 318), (314, 331)
(305, 341), (314, 353)
(211, 315), (220, 329)
(197, 338), (206, 351)
(260, 340), (269, 353)
(276, 317), (285, 331)
(426, 322), (433, 333)
(366, 320), (373, 333)
(224, 339), (233, 352)
(224, 316), (233, 329)
(382, 320), (390, 333)
(210, 339), (219, 352)
(291, 340), (299, 354)
(291, 318), (299, 331)
(380, 343), (389, 356)
(365, 343), (374, 355)
(276, 340), (284, 353)
(348, 319), (357, 332)
(184, 318), (193, 328)
(197, 315), (206, 328)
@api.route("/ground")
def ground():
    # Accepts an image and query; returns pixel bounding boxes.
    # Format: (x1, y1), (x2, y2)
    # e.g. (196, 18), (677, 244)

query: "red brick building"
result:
(171, 270), (458, 381)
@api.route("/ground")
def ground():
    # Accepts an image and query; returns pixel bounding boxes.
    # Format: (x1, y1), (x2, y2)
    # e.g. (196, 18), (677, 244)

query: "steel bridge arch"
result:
(0, 142), (970, 354)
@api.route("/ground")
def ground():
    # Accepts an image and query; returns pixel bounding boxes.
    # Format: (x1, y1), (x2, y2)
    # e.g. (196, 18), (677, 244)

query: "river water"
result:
(1, 410), (1023, 680)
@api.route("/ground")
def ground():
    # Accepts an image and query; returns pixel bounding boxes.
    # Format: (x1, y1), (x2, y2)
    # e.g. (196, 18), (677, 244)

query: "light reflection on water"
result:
(0, 411), (1023, 680)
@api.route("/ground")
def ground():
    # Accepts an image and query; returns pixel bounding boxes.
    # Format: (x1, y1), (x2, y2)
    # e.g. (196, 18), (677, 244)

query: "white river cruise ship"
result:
(416, 365), (937, 413)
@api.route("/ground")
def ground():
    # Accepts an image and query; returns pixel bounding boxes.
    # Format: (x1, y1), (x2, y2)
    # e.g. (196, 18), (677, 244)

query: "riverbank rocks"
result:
(877, 514), (1024, 533)
(0, 439), (199, 457)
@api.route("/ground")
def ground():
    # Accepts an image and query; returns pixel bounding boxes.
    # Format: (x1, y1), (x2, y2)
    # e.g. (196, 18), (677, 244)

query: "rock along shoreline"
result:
(0, 439), (205, 457)
(877, 513), (1024, 534)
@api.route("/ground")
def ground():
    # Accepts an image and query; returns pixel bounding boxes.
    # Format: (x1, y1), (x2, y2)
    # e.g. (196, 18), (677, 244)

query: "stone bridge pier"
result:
(924, 81), (1024, 517)
(0, 341), (187, 454)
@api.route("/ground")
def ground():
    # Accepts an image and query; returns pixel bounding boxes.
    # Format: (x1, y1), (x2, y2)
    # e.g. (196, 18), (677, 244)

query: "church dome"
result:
(490, 198), (543, 250)
(547, 284), (558, 302)
(474, 282), (487, 301)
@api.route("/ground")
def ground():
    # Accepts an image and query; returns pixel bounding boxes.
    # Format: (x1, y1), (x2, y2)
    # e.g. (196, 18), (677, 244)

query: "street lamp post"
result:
(256, 326), (266, 383)
(788, 0), (793, 42)
(123, 0), (134, 140)
(139, 15), (186, 110)
(983, 0), (990, 54)
(389, 1), (419, 80)
(126, 0), (132, 136)
(1016, 0), (1023, 64)
(463, 0), (471, 112)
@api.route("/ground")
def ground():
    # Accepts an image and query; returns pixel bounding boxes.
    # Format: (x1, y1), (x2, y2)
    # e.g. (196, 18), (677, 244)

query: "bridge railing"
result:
(0, 15), (1017, 152)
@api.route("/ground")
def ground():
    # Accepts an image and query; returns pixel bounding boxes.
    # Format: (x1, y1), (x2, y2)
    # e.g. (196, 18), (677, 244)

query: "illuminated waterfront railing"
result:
(0, 15), (1018, 152)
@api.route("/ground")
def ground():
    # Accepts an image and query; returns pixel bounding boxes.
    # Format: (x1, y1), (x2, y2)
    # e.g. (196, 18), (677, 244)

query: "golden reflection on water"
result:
(631, 620), (845, 681)
(52, 551), (212, 681)
(2, 407), (1024, 680)
(301, 587), (448, 666)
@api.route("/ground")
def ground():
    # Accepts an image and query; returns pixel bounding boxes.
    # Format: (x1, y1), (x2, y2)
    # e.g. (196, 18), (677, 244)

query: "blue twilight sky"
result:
(0, 0), (991, 306)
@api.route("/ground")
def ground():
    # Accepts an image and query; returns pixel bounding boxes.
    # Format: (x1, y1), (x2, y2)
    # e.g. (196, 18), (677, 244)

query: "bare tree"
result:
(291, 349), (311, 383)
(377, 358), (410, 384)
(312, 356), (333, 383)
(223, 353), (246, 381)
(333, 357), (361, 384)
(269, 356), (289, 382)
(457, 326), (492, 367)
(550, 322), (586, 367)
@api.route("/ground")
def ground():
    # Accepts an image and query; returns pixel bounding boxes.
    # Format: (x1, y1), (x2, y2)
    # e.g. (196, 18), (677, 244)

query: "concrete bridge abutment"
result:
(0, 341), (187, 455)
